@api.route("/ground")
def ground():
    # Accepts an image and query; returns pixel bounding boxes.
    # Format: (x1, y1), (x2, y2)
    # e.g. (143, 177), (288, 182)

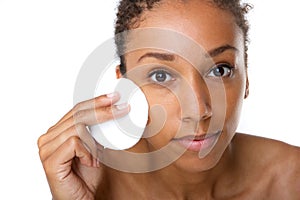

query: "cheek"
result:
(142, 86), (182, 148)
(224, 74), (246, 133)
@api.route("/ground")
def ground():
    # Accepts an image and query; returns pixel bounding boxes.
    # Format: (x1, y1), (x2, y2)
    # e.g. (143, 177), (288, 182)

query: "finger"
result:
(43, 136), (96, 179)
(38, 104), (130, 147)
(52, 92), (120, 131)
(39, 124), (98, 162)
(73, 103), (131, 125)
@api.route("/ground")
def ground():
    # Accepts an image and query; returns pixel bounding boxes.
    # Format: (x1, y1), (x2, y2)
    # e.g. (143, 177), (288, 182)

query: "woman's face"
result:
(119, 0), (248, 172)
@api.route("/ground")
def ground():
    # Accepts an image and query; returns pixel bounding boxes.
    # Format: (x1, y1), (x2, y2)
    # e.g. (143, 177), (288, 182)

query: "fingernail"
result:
(116, 103), (129, 110)
(106, 92), (118, 98)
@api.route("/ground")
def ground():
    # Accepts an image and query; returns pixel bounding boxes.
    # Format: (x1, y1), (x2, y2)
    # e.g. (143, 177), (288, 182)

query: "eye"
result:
(207, 63), (234, 78)
(149, 69), (173, 83)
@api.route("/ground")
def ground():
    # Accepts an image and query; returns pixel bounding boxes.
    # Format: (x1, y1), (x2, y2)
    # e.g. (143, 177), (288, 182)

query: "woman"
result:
(38, 0), (300, 199)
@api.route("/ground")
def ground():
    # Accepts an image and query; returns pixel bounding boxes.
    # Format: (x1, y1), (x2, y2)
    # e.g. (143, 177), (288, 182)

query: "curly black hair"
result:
(115, 0), (252, 74)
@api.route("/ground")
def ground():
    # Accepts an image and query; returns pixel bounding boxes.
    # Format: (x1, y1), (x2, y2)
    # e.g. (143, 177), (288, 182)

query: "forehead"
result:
(136, 0), (243, 51)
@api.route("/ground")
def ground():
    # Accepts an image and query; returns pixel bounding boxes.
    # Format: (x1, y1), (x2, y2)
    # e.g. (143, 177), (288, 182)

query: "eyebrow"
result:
(206, 44), (238, 58)
(137, 44), (238, 62)
(138, 52), (175, 63)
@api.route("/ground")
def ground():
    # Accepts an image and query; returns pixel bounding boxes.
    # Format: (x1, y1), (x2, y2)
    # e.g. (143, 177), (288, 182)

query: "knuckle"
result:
(47, 125), (56, 132)
(95, 94), (106, 102)
(37, 134), (46, 148)
(37, 127), (54, 148)
(73, 102), (83, 112)
(73, 123), (86, 135)
(38, 147), (46, 160)
(72, 110), (86, 123)
(68, 136), (81, 147)
(73, 102), (88, 118)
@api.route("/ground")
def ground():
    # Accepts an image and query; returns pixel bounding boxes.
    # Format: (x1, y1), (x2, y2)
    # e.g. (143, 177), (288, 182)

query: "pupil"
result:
(215, 67), (224, 76)
(156, 72), (166, 82)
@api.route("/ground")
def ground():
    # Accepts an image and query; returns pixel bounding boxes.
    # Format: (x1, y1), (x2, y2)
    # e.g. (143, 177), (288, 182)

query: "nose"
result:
(179, 73), (212, 122)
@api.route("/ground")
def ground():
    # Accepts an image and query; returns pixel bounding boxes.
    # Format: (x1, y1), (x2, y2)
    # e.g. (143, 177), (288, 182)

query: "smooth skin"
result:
(38, 93), (130, 199)
(38, 0), (300, 199)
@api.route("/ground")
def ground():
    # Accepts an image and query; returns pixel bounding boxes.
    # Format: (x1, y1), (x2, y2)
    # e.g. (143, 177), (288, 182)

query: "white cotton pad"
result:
(89, 78), (149, 150)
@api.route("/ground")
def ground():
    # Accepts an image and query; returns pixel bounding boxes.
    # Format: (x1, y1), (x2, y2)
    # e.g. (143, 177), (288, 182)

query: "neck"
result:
(152, 145), (235, 198)
(105, 144), (236, 199)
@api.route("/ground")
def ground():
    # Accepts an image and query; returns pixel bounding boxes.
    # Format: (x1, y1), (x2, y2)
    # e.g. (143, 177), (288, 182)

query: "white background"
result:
(0, 0), (299, 199)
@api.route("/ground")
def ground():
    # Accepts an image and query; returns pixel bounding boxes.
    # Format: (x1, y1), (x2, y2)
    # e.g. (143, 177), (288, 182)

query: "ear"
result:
(115, 65), (122, 79)
(244, 73), (249, 99)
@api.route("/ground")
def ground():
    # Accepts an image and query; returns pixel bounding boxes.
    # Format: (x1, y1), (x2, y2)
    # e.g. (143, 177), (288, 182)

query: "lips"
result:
(172, 131), (221, 152)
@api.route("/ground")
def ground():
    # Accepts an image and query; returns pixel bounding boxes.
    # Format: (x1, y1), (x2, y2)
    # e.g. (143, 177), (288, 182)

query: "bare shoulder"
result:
(232, 133), (300, 197)
(233, 133), (300, 157)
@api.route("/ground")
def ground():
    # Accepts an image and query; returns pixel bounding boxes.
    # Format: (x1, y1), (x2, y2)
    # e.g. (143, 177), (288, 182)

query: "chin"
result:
(173, 144), (226, 173)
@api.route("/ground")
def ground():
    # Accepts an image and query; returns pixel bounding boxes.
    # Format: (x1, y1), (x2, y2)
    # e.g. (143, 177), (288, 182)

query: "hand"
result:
(37, 92), (130, 200)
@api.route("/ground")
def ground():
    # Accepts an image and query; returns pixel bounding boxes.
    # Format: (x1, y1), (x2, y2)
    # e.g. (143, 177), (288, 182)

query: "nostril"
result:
(182, 111), (212, 122)
(181, 117), (199, 131)
(182, 116), (201, 122)
(202, 110), (213, 120)
(182, 117), (192, 122)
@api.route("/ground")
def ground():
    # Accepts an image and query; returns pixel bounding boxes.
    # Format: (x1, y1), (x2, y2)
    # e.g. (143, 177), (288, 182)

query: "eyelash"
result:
(207, 63), (235, 78)
(148, 69), (174, 84)
(147, 63), (235, 85)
